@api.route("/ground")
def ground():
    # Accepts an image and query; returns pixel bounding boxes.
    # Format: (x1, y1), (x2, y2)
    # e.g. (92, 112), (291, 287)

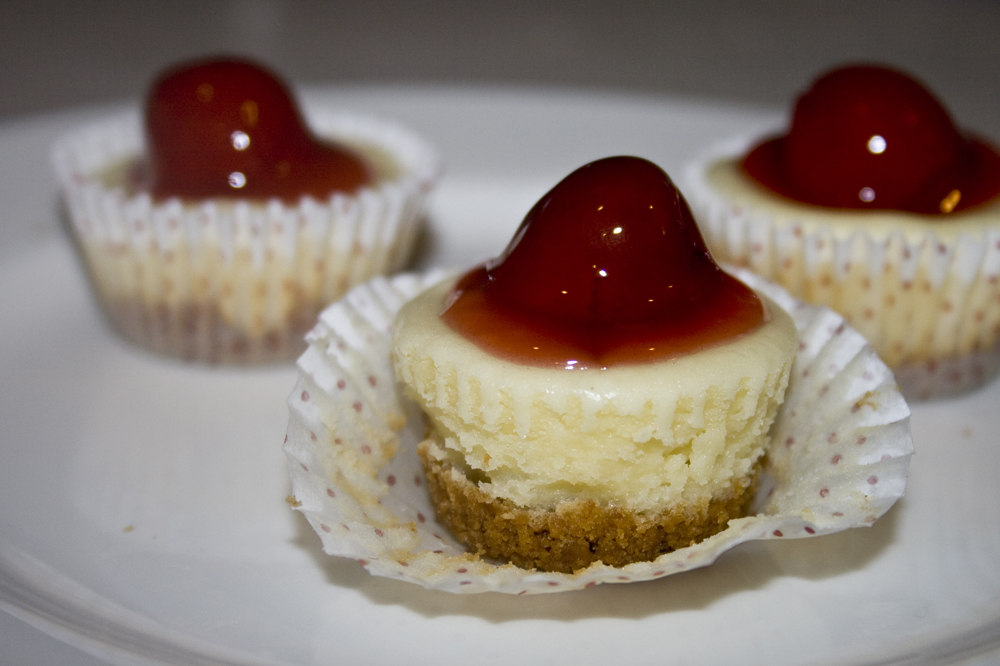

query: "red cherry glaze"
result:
(143, 58), (372, 202)
(742, 64), (1000, 214)
(441, 157), (765, 369)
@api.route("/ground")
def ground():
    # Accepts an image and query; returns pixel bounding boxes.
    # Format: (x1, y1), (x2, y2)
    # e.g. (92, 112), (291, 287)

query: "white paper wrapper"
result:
(283, 268), (913, 594)
(684, 136), (1000, 400)
(52, 108), (441, 364)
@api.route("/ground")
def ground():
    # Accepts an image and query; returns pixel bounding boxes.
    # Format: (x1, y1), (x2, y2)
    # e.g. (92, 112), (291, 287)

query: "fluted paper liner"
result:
(53, 108), (441, 364)
(283, 268), (913, 594)
(684, 136), (1000, 400)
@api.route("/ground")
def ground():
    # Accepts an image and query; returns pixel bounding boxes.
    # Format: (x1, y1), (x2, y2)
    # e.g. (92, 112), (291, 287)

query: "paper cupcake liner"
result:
(684, 137), (1000, 400)
(52, 108), (441, 364)
(283, 268), (913, 595)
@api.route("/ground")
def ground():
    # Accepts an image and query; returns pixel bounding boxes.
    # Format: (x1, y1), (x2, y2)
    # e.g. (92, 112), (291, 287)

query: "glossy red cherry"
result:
(743, 64), (1000, 214)
(143, 58), (372, 202)
(441, 156), (765, 368)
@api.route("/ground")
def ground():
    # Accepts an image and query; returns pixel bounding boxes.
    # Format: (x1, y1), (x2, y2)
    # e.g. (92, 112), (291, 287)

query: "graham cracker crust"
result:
(418, 440), (762, 574)
(101, 299), (315, 364)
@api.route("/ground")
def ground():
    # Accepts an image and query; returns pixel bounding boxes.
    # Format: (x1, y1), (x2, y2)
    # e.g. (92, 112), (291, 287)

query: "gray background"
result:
(1, 1), (998, 663)
(1, 0), (999, 135)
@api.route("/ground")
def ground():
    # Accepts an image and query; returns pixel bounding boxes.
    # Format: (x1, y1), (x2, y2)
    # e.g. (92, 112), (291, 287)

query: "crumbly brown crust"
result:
(99, 299), (316, 364)
(419, 440), (762, 574)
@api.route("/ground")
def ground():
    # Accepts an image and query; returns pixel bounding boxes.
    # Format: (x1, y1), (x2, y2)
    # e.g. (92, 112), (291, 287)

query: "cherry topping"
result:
(743, 64), (1000, 214)
(142, 58), (372, 202)
(441, 156), (765, 369)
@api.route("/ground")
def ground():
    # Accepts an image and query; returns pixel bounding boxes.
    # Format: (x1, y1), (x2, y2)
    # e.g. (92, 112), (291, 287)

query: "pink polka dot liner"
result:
(283, 268), (913, 594)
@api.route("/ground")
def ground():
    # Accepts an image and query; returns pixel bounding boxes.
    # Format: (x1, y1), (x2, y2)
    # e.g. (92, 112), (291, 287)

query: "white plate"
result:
(1, 86), (999, 665)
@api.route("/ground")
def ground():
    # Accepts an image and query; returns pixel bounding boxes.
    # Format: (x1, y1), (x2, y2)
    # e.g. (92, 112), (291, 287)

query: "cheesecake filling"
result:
(394, 278), (797, 513)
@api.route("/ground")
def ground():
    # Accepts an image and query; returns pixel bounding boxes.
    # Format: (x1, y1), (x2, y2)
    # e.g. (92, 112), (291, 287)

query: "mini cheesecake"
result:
(392, 157), (797, 573)
(685, 64), (1000, 397)
(53, 57), (439, 364)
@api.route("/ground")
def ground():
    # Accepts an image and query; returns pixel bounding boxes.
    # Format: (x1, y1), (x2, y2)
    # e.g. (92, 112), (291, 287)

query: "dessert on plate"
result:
(392, 156), (799, 572)
(53, 57), (440, 364)
(684, 64), (1000, 398)
(282, 164), (912, 593)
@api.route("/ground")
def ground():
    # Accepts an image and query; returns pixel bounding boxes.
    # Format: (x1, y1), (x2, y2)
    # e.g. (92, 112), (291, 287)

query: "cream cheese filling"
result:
(393, 277), (797, 512)
(704, 158), (1000, 244)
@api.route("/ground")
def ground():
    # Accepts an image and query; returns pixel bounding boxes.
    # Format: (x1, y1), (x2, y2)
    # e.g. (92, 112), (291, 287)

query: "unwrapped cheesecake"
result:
(392, 156), (798, 572)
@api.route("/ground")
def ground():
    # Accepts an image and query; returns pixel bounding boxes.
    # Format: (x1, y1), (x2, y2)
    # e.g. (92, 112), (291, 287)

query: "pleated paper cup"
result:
(52, 108), (441, 364)
(685, 136), (1000, 400)
(283, 268), (913, 595)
